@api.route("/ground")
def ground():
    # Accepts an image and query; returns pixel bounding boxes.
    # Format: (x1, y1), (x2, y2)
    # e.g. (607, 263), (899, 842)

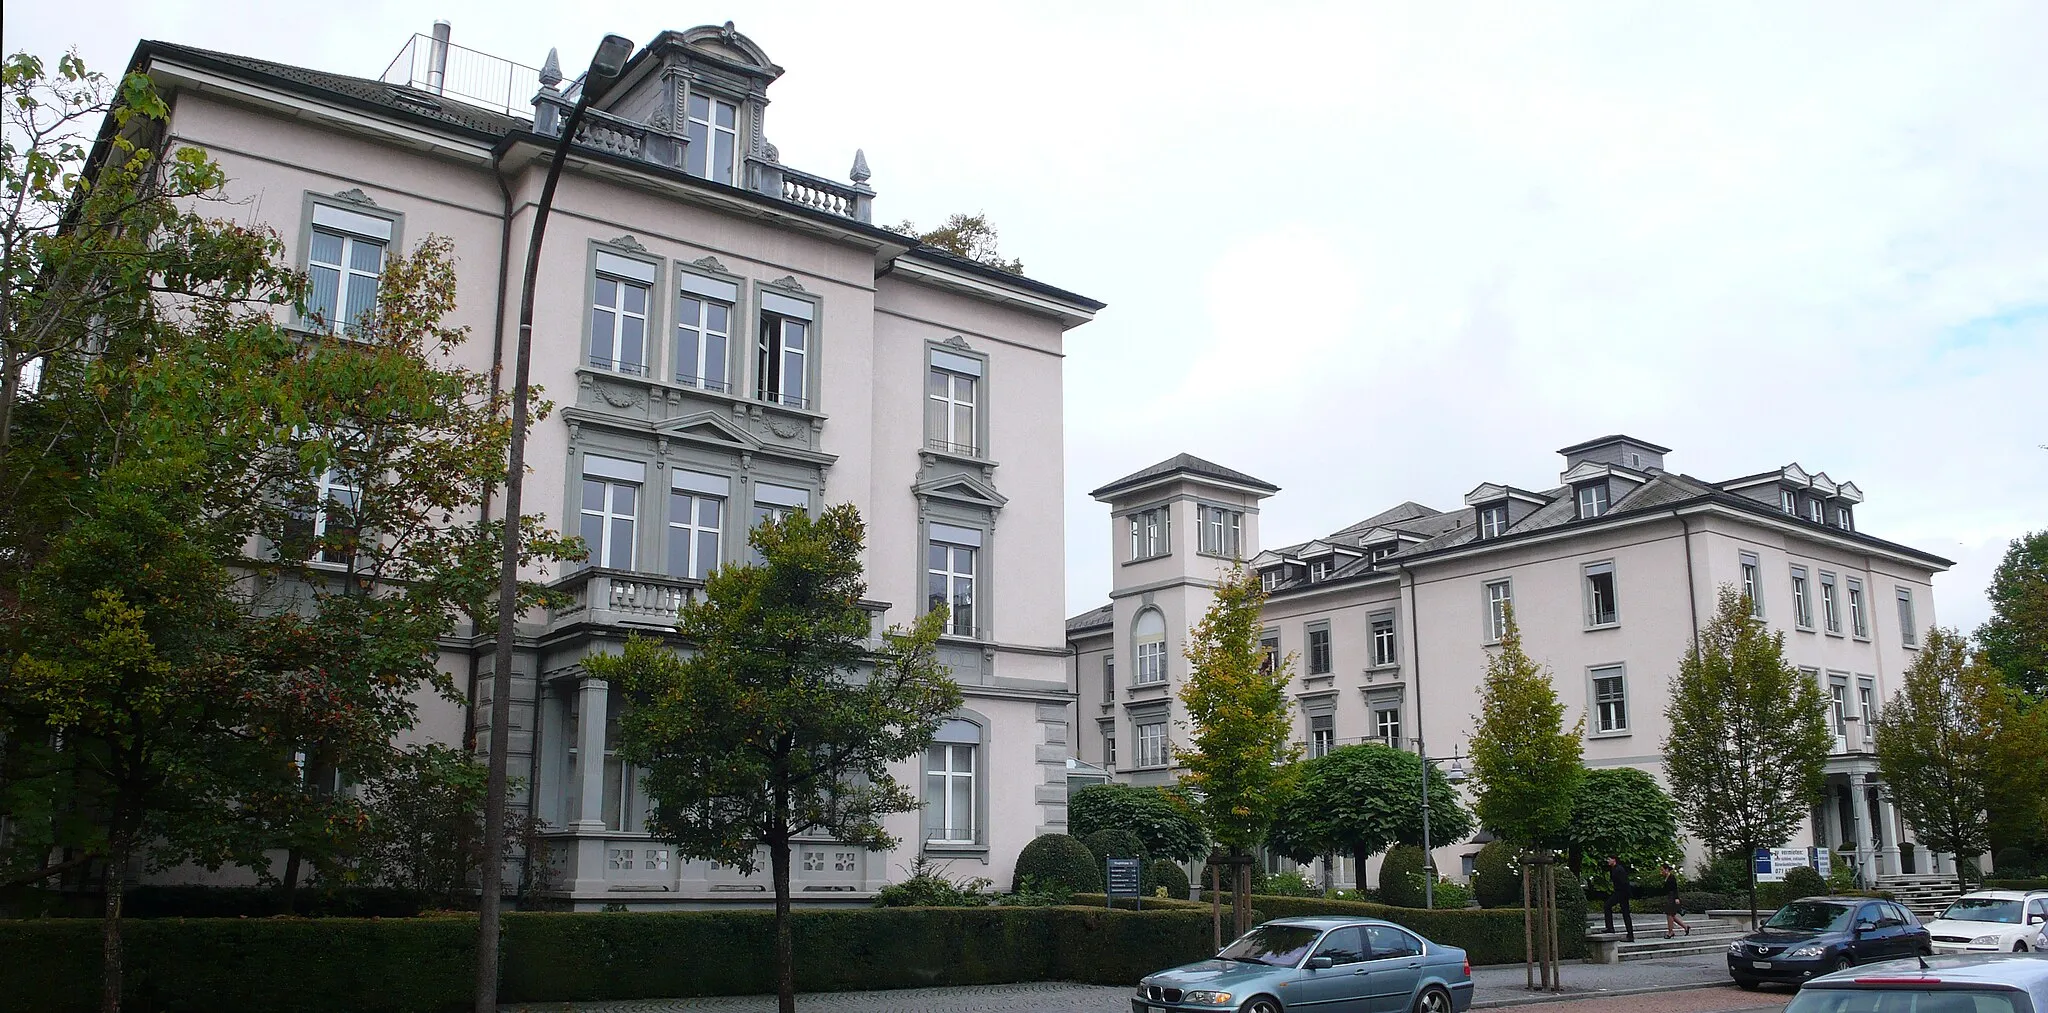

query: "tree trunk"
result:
(1747, 864), (1759, 930)
(1522, 864), (1534, 990)
(1955, 852), (1972, 895)
(772, 834), (795, 1013)
(279, 847), (302, 915)
(1209, 862), (1221, 951)
(101, 841), (128, 1013)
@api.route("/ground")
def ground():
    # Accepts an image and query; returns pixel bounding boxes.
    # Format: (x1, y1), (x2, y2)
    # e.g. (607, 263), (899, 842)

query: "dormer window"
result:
(1576, 483), (1610, 519)
(1806, 499), (1823, 524)
(685, 92), (740, 185)
(1309, 559), (1335, 582)
(1369, 544), (1395, 564)
(1478, 503), (1509, 539)
(1835, 505), (1854, 531)
(1780, 489), (1797, 515)
(1261, 569), (1282, 592)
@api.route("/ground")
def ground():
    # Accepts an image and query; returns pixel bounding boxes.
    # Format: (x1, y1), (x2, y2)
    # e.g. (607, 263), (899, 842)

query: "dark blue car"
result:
(1136, 916), (1473, 1012)
(1727, 896), (1933, 990)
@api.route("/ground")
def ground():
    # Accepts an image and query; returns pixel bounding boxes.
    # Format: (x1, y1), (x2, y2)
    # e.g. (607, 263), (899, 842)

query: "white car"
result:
(1923, 890), (2048, 954)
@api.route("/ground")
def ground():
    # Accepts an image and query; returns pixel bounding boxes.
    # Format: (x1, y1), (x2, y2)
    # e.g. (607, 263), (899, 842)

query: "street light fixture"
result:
(1412, 741), (1467, 910)
(474, 33), (633, 1013)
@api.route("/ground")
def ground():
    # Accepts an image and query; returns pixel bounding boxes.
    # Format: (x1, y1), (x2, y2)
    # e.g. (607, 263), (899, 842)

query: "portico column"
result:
(573, 676), (609, 831)
(1849, 775), (1878, 888)
(1876, 793), (1901, 880)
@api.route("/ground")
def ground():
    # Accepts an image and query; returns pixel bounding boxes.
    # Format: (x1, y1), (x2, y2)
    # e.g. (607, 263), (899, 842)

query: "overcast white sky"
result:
(8, 1), (2043, 635)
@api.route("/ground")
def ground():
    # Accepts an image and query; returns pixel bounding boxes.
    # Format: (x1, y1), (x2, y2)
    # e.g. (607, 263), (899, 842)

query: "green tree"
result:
(586, 506), (961, 1013)
(1175, 564), (1298, 935)
(1977, 531), (2048, 701)
(1067, 783), (1207, 861)
(893, 212), (1024, 274)
(1663, 586), (1831, 924)
(1563, 767), (1682, 877)
(1267, 743), (1474, 892)
(1468, 606), (1584, 849)
(1873, 628), (2037, 892)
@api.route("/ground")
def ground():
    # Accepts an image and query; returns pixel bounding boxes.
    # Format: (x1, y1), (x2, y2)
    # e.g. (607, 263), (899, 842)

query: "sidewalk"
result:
(1472, 953), (1731, 1008)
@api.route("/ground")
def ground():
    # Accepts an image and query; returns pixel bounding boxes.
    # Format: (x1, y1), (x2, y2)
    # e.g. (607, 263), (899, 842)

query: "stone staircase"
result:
(1586, 914), (1754, 962)
(1879, 874), (1966, 919)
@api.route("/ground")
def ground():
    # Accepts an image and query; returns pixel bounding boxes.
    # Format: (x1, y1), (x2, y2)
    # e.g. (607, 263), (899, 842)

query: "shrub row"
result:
(1, 906), (1223, 1013)
(1246, 894), (1587, 964)
(1986, 878), (2048, 891)
(2, 885), (435, 920)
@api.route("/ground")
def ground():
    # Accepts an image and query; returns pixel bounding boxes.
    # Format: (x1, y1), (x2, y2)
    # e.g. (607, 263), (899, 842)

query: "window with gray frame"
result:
(1897, 587), (1918, 646)
(756, 292), (813, 408)
(1310, 713), (1334, 757)
(1485, 579), (1513, 641)
(1136, 720), (1168, 767)
(748, 483), (810, 564)
(666, 469), (727, 580)
(1373, 706), (1401, 747)
(1198, 505), (1243, 557)
(590, 250), (654, 375)
(1479, 503), (1509, 539)
(1259, 632), (1280, 674)
(923, 719), (979, 843)
(1309, 558), (1335, 581)
(1857, 679), (1877, 742)
(684, 91), (740, 185)
(580, 456), (643, 569)
(1129, 507), (1170, 560)
(1306, 625), (1332, 675)
(305, 204), (391, 335)
(926, 523), (980, 637)
(1835, 505), (1854, 531)
(1134, 609), (1167, 684)
(1591, 667), (1627, 734)
(1827, 676), (1849, 741)
(926, 349), (981, 456)
(287, 466), (361, 566)
(675, 274), (736, 392)
(1576, 483), (1609, 518)
(1103, 732), (1116, 768)
(1807, 499), (1824, 524)
(1791, 565), (1814, 628)
(1741, 552), (1763, 618)
(1102, 656), (1114, 703)
(1369, 543), (1396, 564)
(1847, 578), (1867, 638)
(1260, 568), (1282, 591)
(1584, 561), (1618, 627)
(1820, 571), (1841, 633)
(1780, 488), (1797, 515)
(1371, 614), (1396, 667)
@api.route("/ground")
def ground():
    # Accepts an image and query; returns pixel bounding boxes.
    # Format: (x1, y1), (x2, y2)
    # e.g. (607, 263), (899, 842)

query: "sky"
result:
(7, 0), (2043, 635)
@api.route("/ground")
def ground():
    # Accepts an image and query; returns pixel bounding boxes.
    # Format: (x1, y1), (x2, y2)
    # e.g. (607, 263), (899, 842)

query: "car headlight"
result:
(1135, 982), (1150, 997)
(1182, 992), (1234, 1005)
(1788, 945), (1827, 958)
(1728, 941), (1746, 954)
(1971, 934), (2004, 945)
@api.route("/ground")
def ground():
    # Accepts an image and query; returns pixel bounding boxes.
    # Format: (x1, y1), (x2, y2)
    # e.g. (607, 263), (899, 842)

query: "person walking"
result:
(1602, 856), (1635, 941)
(1660, 862), (1691, 938)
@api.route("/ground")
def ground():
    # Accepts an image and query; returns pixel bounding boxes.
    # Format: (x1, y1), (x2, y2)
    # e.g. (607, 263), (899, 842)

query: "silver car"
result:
(1784, 952), (2048, 1012)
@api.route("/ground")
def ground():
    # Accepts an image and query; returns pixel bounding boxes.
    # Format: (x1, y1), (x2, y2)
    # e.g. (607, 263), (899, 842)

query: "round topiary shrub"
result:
(1145, 858), (1191, 900)
(1783, 865), (1827, 900)
(1995, 846), (2034, 877)
(1082, 828), (1148, 868)
(1472, 840), (1522, 908)
(1011, 832), (1102, 894)
(1380, 844), (1428, 908)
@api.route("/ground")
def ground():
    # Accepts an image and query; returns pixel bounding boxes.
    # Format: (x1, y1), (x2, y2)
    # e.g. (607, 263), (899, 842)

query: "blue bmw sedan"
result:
(1135, 917), (1474, 1013)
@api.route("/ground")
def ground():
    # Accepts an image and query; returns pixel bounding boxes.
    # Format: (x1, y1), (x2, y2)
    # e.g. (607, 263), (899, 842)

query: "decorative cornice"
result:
(604, 234), (650, 254)
(331, 187), (377, 206)
(691, 255), (728, 273)
(942, 334), (973, 350)
(766, 275), (806, 293)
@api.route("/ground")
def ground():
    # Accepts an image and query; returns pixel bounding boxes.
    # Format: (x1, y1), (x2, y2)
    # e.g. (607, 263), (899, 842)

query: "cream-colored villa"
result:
(1066, 436), (1959, 892)
(125, 22), (1099, 907)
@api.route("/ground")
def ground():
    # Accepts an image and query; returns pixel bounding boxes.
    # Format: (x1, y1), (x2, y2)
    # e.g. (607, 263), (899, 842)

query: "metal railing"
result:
(379, 33), (541, 117)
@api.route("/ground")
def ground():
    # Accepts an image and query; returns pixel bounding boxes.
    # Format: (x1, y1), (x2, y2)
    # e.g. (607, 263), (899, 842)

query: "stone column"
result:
(1876, 793), (1901, 880)
(1849, 775), (1878, 888)
(573, 676), (610, 831)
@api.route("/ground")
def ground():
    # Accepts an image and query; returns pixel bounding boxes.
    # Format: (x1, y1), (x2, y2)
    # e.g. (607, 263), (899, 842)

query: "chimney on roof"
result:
(427, 21), (452, 95)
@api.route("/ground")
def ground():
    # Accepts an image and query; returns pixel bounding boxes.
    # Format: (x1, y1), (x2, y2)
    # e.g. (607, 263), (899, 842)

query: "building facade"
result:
(127, 23), (1099, 906)
(1069, 436), (1956, 891)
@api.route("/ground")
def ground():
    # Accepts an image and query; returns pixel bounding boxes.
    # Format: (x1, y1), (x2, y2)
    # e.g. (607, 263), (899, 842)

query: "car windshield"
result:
(1785, 988), (2023, 1013)
(1937, 899), (2022, 924)
(1216, 925), (1323, 967)
(1764, 901), (1856, 932)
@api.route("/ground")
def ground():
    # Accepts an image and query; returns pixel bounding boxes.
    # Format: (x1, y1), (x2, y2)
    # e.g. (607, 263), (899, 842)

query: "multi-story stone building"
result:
(122, 22), (1100, 906)
(1068, 436), (1957, 890)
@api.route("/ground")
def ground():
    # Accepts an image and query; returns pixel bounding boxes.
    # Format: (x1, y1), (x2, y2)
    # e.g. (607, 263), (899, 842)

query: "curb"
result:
(1473, 979), (1730, 1008)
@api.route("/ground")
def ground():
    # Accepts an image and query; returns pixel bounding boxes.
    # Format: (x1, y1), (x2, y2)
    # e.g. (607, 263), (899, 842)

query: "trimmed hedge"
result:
(1, 906), (1223, 1012)
(1988, 878), (2048, 891)
(1247, 894), (1586, 964)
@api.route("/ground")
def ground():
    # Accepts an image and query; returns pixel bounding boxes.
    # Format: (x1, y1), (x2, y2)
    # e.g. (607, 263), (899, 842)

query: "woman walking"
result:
(1661, 862), (1690, 938)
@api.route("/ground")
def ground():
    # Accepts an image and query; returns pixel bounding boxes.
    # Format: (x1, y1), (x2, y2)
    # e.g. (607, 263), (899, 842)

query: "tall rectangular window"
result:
(1807, 499), (1824, 524)
(306, 208), (388, 335)
(1485, 579), (1513, 641)
(675, 274), (736, 392)
(1835, 505), (1854, 531)
(1780, 489), (1798, 515)
(1820, 571), (1841, 633)
(756, 293), (813, 408)
(748, 483), (810, 564)
(1897, 587), (1918, 647)
(1584, 562), (1619, 627)
(1576, 483), (1609, 518)
(1135, 610), (1168, 684)
(1306, 626), (1332, 675)
(1199, 506), (1243, 557)
(1828, 679), (1849, 740)
(1847, 578), (1867, 638)
(1259, 633), (1280, 675)
(1102, 657), (1114, 703)
(1591, 667), (1628, 734)
(1791, 566), (1814, 629)
(1374, 707), (1401, 747)
(923, 721), (979, 843)
(1310, 714), (1335, 757)
(1129, 507), (1170, 560)
(684, 91), (739, 185)
(1136, 721), (1168, 768)
(926, 524), (980, 637)
(926, 350), (982, 456)
(580, 476), (639, 568)
(288, 467), (361, 566)
(590, 250), (653, 375)
(1479, 503), (1509, 539)
(665, 470), (726, 580)
(1371, 615), (1396, 667)
(1857, 681), (1877, 742)
(1740, 552), (1763, 618)
(1103, 733), (1116, 768)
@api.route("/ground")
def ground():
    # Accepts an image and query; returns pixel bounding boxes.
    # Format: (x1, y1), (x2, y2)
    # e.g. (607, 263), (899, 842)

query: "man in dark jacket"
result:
(1603, 856), (1635, 941)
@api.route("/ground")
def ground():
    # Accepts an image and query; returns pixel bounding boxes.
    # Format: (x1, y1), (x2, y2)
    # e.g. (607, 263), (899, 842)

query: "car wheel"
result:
(2016, 941), (2030, 953)
(1412, 986), (1453, 1013)
(1240, 996), (1283, 1013)
(1735, 977), (1761, 992)
(1833, 956), (1854, 973)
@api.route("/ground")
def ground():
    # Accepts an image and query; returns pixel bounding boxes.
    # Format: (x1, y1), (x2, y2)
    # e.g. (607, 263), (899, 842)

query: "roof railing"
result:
(379, 32), (540, 118)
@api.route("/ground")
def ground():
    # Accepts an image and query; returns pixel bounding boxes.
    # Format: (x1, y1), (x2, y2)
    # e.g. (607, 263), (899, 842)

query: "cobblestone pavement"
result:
(1472, 952), (1729, 1000)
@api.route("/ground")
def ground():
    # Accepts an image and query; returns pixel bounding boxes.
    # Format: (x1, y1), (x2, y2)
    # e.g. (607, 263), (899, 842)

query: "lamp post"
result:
(474, 33), (633, 1013)
(1412, 741), (1468, 910)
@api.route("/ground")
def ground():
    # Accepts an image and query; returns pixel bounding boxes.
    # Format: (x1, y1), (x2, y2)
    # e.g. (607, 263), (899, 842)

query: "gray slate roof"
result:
(1065, 604), (1114, 634)
(1089, 453), (1279, 499)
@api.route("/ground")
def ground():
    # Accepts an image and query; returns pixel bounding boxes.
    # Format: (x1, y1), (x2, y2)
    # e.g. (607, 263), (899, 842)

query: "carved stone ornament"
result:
(720, 20), (740, 44)
(766, 275), (806, 293)
(942, 334), (972, 350)
(764, 418), (803, 439)
(850, 149), (871, 185)
(692, 255), (728, 273)
(539, 48), (564, 87)
(331, 188), (378, 206)
(604, 235), (650, 254)
(598, 385), (645, 410)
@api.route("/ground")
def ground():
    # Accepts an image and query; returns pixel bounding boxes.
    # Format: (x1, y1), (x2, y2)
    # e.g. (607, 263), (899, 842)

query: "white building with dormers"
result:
(1068, 436), (1963, 894)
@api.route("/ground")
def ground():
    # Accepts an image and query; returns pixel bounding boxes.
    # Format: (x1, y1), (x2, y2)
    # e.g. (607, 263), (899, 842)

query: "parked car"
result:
(1781, 952), (2048, 1013)
(1727, 896), (1933, 990)
(1135, 916), (1473, 1013)
(1924, 890), (2048, 954)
